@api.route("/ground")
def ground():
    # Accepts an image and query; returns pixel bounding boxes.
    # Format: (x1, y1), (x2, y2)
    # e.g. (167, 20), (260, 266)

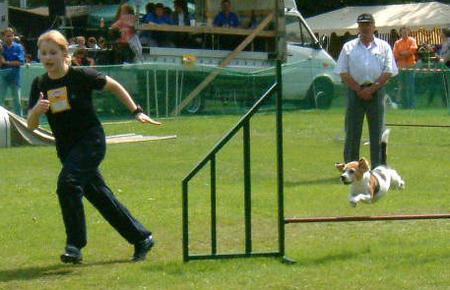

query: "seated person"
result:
(87, 36), (100, 49)
(171, 0), (195, 48)
(68, 36), (87, 54)
(213, 0), (240, 28)
(141, 3), (174, 47)
(172, 0), (190, 26)
(71, 48), (95, 66)
(97, 36), (107, 49)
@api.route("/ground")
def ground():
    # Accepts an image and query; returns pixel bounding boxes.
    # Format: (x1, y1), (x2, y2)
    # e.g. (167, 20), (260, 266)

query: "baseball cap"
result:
(357, 13), (375, 24)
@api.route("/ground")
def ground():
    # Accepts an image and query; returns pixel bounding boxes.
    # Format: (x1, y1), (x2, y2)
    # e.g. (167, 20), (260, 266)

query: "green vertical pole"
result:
(276, 60), (285, 257)
(182, 181), (189, 261)
(210, 156), (217, 255)
(243, 121), (252, 254)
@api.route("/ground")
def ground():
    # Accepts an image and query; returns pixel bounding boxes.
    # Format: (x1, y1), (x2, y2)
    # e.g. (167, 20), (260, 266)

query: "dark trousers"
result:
(56, 127), (150, 249)
(344, 88), (385, 169)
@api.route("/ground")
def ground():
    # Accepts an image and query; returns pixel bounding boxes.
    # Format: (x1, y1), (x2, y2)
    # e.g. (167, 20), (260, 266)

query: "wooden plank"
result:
(172, 12), (274, 116)
(137, 23), (276, 37)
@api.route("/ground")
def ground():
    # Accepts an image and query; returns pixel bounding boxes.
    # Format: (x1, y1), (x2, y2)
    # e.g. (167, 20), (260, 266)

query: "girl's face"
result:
(39, 40), (67, 74)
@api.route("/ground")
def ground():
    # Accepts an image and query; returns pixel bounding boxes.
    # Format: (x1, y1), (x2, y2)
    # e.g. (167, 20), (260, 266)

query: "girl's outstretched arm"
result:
(104, 76), (161, 125)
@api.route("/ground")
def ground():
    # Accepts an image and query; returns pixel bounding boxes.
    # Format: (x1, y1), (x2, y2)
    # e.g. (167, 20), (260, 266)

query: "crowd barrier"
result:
(0, 62), (448, 119)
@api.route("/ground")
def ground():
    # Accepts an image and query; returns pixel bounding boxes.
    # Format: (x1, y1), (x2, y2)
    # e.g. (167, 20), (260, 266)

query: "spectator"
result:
(393, 26), (417, 108)
(97, 36), (107, 49)
(72, 48), (95, 66)
(142, 3), (174, 47)
(0, 27), (25, 116)
(171, 0), (193, 47)
(335, 13), (397, 169)
(87, 37), (100, 49)
(69, 36), (87, 54)
(172, 0), (190, 26)
(144, 3), (172, 25)
(142, 2), (156, 23)
(111, 3), (137, 63)
(213, 0), (240, 28)
(438, 27), (450, 67)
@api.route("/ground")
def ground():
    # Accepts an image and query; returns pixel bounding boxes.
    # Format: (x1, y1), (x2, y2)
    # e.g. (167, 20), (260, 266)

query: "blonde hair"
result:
(38, 30), (69, 53)
(37, 30), (71, 65)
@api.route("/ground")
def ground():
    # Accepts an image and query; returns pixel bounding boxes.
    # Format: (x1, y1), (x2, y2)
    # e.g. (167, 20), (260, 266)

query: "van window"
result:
(285, 15), (315, 48)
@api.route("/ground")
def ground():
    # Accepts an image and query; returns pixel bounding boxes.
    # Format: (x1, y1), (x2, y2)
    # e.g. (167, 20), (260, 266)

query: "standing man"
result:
(0, 27), (25, 116)
(335, 14), (398, 168)
(393, 27), (417, 108)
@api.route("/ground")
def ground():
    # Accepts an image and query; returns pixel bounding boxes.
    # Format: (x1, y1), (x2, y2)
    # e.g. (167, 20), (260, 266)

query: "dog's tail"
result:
(381, 128), (390, 165)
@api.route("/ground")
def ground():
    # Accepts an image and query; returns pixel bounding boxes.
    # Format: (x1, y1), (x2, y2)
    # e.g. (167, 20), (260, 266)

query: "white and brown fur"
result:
(335, 129), (405, 207)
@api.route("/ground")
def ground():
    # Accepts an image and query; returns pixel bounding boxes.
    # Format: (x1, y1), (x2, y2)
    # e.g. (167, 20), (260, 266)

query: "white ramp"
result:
(0, 106), (176, 147)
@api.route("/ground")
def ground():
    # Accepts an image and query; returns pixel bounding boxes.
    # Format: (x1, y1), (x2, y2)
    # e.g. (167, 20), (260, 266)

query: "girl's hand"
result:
(33, 92), (50, 115)
(135, 113), (162, 125)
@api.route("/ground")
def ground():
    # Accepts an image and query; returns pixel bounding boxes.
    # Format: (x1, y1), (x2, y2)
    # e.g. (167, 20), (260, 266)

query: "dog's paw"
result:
(350, 201), (357, 207)
(398, 180), (406, 190)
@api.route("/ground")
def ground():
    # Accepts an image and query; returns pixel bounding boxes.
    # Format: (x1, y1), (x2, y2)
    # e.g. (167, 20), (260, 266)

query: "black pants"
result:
(56, 126), (150, 249)
(344, 88), (385, 169)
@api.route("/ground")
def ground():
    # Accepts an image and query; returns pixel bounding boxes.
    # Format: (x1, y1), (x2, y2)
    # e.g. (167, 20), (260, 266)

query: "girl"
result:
(27, 30), (160, 263)
(110, 3), (138, 63)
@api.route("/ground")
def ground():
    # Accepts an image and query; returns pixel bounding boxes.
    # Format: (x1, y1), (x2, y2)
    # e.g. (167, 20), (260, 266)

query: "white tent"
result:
(306, 2), (450, 36)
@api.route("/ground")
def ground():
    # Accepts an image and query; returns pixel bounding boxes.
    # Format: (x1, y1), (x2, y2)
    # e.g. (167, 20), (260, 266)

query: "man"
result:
(393, 27), (417, 108)
(213, 0), (240, 28)
(0, 27), (25, 116)
(335, 14), (398, 169)
(438, 27), (450, 67)
(142, 3), (174, 47)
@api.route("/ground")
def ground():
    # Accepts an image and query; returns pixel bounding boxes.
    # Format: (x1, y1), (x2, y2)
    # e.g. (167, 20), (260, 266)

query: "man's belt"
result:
(360, 82), (374, 88)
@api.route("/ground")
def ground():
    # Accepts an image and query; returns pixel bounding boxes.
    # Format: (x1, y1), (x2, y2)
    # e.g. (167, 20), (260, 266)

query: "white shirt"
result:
(335, 36), (398, 85)
(178, 13), (185, 26)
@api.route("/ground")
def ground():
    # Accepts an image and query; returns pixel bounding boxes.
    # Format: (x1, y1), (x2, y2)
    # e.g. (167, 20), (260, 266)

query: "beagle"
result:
(335, 158), (405, 207)
(335, 129), (405, 207)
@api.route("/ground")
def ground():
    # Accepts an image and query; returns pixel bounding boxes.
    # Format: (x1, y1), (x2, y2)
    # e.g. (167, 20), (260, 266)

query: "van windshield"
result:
(285, 15), (315, 48)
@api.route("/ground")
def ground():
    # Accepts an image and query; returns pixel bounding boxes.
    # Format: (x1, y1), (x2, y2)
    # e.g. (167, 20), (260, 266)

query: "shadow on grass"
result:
(285, 176), (338, 187)
(292, 250), (363, 267)
(0, 259), (130, 282)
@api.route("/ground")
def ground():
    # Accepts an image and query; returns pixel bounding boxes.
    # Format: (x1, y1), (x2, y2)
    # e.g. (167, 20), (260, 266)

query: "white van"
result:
(138, 0), (340, 113)
(283, 0), (340, 108)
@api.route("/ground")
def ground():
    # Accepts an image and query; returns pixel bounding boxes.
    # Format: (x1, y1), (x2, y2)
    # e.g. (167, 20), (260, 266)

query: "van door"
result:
(282, 13), (317, 101)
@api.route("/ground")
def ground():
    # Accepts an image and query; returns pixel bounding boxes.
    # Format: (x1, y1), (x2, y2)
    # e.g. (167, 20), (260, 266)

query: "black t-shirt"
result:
(28, 67), (107, 154)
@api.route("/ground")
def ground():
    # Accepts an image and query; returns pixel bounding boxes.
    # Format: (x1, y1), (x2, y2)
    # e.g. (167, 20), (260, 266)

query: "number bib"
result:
(47, 87), (71, 113)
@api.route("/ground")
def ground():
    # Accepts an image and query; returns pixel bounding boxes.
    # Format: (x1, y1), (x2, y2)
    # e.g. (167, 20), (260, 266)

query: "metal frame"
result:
(182, 61), (285, 261)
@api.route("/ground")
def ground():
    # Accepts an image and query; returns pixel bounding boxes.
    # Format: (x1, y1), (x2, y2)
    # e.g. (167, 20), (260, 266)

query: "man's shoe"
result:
(60, 245), (82, 264)
(132, 235), (154, 262)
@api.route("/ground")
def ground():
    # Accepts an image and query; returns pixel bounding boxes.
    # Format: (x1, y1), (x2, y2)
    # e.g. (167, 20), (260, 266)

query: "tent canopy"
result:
(306, 1), (450, 35)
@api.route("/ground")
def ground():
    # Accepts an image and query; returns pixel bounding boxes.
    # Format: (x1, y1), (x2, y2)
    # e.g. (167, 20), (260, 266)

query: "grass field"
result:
(1, 108), (450, 289)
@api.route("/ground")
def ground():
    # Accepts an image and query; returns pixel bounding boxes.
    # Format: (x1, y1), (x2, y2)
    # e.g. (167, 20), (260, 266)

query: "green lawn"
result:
(1, 108), (450, 289)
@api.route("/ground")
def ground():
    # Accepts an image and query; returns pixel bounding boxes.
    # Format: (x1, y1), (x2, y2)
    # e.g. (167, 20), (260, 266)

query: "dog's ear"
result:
(358, 158), (370, 172)
(335, 162), (345, 172)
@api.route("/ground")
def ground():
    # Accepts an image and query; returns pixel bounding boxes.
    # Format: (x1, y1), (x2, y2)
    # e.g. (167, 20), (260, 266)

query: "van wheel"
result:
(184, 95), (204, 114)
(304, 78), (334, 109)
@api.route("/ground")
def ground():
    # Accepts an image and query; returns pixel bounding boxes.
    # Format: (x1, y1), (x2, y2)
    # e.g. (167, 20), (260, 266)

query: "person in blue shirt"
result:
(0, 27), (25, 116)
(213, 0), (240, 28)
(142, 3), (174, 47)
